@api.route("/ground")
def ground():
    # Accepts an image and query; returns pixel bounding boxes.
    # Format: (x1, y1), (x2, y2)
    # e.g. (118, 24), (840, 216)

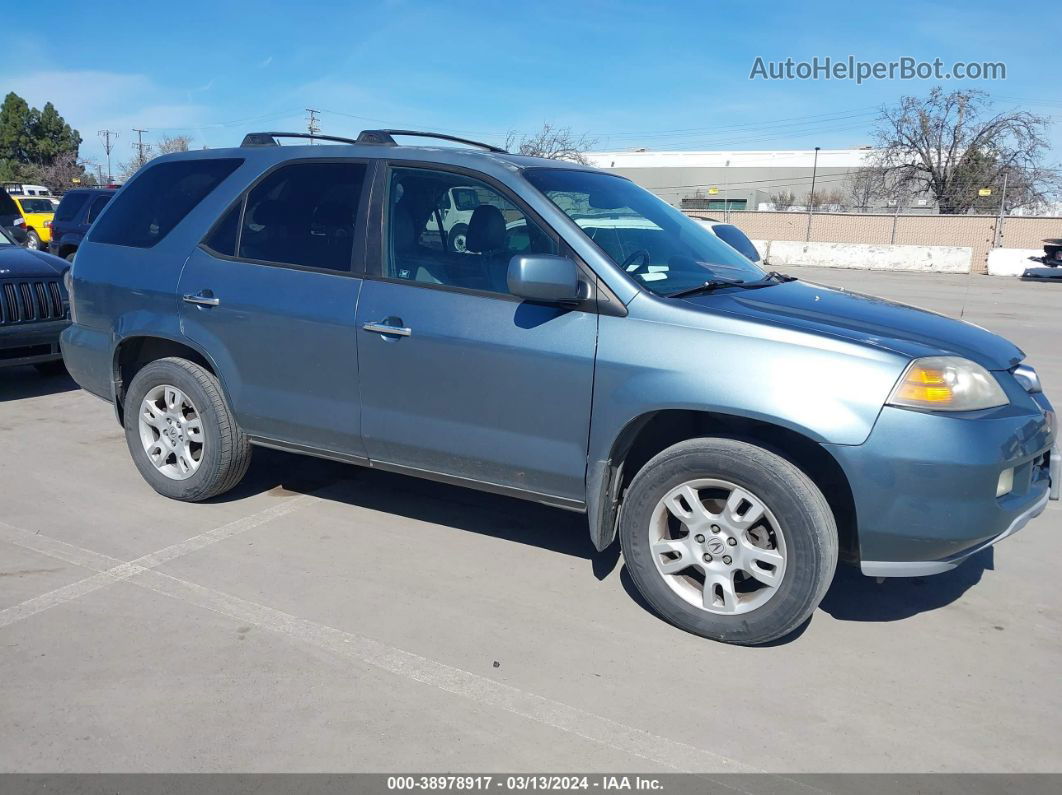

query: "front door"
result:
(355, 165), (597, 503)
(178, 160), (372, 456)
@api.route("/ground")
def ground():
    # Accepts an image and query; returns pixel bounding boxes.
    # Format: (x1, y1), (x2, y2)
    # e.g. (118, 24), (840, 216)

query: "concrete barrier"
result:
(762, 240), (971, 273)
(986, 248), (1044, 277)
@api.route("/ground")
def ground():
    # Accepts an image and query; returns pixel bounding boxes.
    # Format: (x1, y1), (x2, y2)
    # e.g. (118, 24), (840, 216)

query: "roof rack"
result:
(354, 129), (506, 153)
(240, 129), (506, 153)
(240, 132), (360, 147)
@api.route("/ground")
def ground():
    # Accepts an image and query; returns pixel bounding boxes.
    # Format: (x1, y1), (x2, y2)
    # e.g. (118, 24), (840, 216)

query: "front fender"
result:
(584, 301), (907, 550)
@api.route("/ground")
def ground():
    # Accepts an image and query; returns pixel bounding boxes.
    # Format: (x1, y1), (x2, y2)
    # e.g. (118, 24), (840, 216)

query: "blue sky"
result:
(2, 0), (1059, 170)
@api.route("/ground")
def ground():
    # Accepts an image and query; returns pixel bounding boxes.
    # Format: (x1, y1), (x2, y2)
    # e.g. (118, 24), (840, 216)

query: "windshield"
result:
(523, 168), (764, 294)
(0, 227), (14, 246)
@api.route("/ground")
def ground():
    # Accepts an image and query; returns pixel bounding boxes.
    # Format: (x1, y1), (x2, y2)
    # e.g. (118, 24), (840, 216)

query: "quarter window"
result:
(238, 162), (367, 272)
(89, 158), (242, 248)
(388, 168), (556, 295)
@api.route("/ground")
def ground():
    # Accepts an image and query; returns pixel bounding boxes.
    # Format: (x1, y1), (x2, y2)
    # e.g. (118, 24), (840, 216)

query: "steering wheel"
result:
(620, 249), (652, 273)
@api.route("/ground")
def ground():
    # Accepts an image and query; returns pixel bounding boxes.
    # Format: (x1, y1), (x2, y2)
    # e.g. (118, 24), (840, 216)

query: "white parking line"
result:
(0, 496), (312, 629)
(0, 512), (775, 778)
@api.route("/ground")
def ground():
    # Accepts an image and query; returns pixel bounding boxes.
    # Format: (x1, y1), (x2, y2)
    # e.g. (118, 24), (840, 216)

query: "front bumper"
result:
(0, 319), (68, 368)
(827, 392), (1055, 577)
(860, 487), (1050, 576)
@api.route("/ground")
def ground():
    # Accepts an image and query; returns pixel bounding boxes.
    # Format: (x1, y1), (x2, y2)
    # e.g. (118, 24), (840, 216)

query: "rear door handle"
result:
(362, 321), (412, 337)
(183, 292), (220, 307)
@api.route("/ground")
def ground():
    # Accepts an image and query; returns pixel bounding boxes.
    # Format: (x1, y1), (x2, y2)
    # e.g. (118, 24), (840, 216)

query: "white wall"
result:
(761, 240), (971, 273)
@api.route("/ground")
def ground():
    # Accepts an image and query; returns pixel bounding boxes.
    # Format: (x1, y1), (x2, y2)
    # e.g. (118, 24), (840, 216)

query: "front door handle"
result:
(183, 291), (220, 307)
(362, 321), (412, 337)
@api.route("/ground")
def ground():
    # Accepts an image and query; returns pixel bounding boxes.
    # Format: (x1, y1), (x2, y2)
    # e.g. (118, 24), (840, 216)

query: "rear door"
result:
(178, 159), (373, 456)
(354, 164), (597, 504)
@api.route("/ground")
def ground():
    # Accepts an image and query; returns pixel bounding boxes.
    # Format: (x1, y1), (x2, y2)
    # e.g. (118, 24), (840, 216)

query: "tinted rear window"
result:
(0, 192), (19, 222)
(54, 192), (90, 222)
(89, 158), (242, 248)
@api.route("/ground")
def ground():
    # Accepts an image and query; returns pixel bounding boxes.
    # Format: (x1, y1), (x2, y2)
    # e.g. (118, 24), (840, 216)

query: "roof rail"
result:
(241, 129), (507, 154)
(240, 132), (361, 147)
(355, 129), (506, 153)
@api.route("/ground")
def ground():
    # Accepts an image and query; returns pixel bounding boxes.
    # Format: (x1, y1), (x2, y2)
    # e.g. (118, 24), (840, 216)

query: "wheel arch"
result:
(587, 409), (858, 563)
(112, 334), (226, 424)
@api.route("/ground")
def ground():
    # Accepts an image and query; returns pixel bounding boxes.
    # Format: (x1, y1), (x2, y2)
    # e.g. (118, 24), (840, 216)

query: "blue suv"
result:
(61, 130), (1058, 644)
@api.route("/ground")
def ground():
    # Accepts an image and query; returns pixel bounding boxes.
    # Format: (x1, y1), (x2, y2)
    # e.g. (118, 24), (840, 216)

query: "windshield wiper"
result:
(667, 271), (797, 299)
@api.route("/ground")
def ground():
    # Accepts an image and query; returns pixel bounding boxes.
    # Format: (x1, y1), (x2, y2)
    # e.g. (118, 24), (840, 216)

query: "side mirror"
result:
(507, 254), (582, 303)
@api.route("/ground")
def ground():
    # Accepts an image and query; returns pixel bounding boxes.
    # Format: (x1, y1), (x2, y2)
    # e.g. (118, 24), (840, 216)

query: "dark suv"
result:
(0, 225), (70, 373)
(49, 187), (116, 262)
(60, 130), (1057, 644)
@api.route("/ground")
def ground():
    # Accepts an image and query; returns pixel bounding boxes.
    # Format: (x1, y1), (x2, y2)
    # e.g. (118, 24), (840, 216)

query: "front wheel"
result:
(123, 357), (251, 501)
(619, 438), (837, 645)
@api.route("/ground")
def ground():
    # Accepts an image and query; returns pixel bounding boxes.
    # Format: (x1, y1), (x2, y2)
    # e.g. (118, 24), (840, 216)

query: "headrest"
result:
(466, 204), (506, 253)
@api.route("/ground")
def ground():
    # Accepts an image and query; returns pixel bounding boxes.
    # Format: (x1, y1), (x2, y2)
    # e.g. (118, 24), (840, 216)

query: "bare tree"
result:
(808, 189), (844, 211)
(154, 134), (192, 155)
(16, 151), (92, 193)
(843, 166), (889, 212)
(117, 134), (194, 180)
(871, 88), (1056, 214)
(768, 189), (797, 211)
(504, 123), (597, 165)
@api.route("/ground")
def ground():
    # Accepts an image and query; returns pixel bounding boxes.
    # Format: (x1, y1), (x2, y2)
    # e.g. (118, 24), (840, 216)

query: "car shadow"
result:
(215, 447), (992, 634)
(818, 548), (993, 622)
(221, 447), (623, 578)
(0, 366), (79, 401)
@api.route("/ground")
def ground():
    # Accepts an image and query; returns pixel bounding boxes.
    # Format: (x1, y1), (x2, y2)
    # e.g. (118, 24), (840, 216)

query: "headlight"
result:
(888, 356), (1008, 412)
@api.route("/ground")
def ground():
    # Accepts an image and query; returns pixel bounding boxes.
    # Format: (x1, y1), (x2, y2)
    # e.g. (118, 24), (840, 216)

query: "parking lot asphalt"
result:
(1, 267), (1059, 774)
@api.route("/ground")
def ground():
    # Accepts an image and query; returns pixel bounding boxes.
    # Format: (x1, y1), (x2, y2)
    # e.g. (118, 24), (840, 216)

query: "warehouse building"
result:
(582, 147), (917, 212)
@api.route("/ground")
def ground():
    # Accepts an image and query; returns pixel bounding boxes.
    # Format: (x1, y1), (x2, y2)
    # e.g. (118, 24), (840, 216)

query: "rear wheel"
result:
(123, 357), (251, 501)
(619, 438), (837, 645)
(25, 230), (41, 250)
(64, 251), (76, 263)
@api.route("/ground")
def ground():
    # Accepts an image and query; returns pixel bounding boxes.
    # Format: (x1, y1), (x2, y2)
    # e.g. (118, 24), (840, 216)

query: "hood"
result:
(0, 245), (68, 278)
(683, 280), (1023, 370)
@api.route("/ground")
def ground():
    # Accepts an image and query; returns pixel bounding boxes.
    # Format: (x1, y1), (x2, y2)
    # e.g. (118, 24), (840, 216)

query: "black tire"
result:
(64, 251), (76, 263)
(34, 360), (66, 376)
(448, 223), (469, 253)
(26, 230), (41, 250)
(619, 438), (837, 645)
(123, 357), (251, 501)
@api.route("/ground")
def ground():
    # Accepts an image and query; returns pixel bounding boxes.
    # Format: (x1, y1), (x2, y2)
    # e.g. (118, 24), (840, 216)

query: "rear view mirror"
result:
(507, 254), (582, 303)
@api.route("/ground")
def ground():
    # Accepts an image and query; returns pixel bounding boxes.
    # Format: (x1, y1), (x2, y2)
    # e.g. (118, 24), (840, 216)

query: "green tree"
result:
(0, 92), (86, 191)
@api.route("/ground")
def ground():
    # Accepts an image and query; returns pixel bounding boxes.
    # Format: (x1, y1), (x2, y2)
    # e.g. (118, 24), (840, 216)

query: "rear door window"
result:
(89, 158), (242, 248)
(237, 161), (368, 273)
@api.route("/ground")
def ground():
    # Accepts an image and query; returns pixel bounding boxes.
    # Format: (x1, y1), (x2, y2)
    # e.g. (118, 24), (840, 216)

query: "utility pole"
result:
(805, 146), (820, 242)
(98, 130), (118, 183)
(993, 171), (1009, 248)
(305, 109), (320, 144)
(723, 159), (730, 222)
(132, 129), (150, 170)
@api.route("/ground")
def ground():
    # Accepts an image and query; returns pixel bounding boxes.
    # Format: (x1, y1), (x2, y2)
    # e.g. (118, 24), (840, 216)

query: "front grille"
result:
(0, 278), (66, 325)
